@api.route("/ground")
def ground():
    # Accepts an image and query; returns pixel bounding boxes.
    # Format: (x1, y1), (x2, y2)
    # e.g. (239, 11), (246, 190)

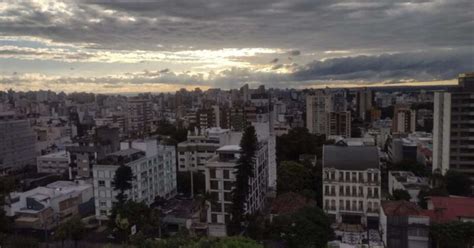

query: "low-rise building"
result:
(37, 150), (69, 174)
(93, 140), (177, 222)
(323, 144), (381, 228)
(380, 201), (430, 248)
(5, 180), (93, 230)
(388, 171), (429, 203)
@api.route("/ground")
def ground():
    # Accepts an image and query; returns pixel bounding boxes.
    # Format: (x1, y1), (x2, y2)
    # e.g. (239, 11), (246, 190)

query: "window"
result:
(224, 181), (232, 190)
(224, 192), (232, 201)
(223, 170), (230, 179)
(339, 172), (344, 181)
(210, 180), (219, 190)
(374, 188), (379, 198)
(211, 214), (218, 223)
(100, 210), (107, 216)
(325, 186), (330, 195)
(211, 203), (222, 212)
(339, 200), (344, 210)
(210, 169), (216, 179)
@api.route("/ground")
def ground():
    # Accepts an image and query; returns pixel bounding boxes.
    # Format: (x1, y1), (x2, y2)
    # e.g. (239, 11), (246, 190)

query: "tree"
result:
(229, 125), (258, 235)
(276, 127), (325, 162)
(417, 186), (449, 209)
(392, 160), (429, 177)
(113, 164), (133, 205)
(268, 206), (333, 248)
(430, 221), (474, 248)
(54, 217), (86, 248)
(390, 189), (411, 201)
(445, 170), (472, 196)
(277, 161), (314, 195)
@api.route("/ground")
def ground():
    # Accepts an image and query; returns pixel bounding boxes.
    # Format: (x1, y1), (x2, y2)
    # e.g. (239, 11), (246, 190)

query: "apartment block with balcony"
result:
(323, 144), (381, 228)
(204, 141), (269, 237)
(93, 139), (177, 222)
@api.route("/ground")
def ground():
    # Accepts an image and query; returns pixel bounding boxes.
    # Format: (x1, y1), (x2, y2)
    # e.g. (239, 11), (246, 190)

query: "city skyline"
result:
(0, 0), (473, 93)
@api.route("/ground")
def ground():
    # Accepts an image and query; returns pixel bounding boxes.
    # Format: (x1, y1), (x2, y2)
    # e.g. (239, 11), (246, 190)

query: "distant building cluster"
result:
(1, 73), (474, 245)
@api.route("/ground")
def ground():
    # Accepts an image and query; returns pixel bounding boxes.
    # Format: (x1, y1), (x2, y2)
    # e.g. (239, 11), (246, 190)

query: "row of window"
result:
(324, 199), (379, 212)
(324, 171), (379, 183)
(324, 185), (379, 198)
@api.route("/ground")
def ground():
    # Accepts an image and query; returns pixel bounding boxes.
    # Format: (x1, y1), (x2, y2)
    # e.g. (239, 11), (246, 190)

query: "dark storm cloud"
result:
(1, 0), (472, 52)
(0, 0), (473, 89)
(292, 48), (474, 82)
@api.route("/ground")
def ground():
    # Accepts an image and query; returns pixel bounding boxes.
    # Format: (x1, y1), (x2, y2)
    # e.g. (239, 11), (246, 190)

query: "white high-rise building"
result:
(204, 123), (275, 237)
(433, 73), (474, 178)
(93, 139), (177, 222)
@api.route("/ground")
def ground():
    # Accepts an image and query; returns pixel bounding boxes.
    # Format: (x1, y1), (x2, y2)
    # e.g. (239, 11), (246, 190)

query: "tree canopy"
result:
(113, 164), (133, 204)
(276, 127), (326, 162)
(277, 161), (314, 195)
(444, 170), (472, 196)
(268, 206), (333, 248)
(230, 125), (258, 235)
(430, 221), (474, 248)
(390, 189), (411, 201)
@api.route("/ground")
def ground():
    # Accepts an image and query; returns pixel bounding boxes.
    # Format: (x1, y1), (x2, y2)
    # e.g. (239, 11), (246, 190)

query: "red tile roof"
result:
(381, 201), (427, 217)
(270, 192), (316, 215)
(425, 196), (474, 223)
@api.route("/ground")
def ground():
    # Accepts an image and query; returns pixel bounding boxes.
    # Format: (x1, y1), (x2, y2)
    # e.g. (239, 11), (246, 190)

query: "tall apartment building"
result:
(0, 113), (37, 173)
(205, 144), (269, 237)
(433, 73), (474, 177)
(306, 90), (330, 135)
(307, 90), (348, 136)
(204, 123), (275, 236)
(322, 144), (381, 228)
(126, 97), (152, 137)
(356, 88), (373, 120)
(326, 111), (351, 138)
(93, 139), (177, 222)
(392, 105), (416, 134)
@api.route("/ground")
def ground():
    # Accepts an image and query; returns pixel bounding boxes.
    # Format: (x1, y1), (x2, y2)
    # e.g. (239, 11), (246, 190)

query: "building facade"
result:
(37, 150), (69, 174)
(322, 145), (381, 228)
(204, 142), (269, 237)
(93, 140), (177, 221)
(0, 114), (37, 173)
(433, 73), (474, 178)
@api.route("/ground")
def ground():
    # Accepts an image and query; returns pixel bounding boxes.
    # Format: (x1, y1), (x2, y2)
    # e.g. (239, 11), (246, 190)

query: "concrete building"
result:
(93, 140), (177, 221)
(392, 105), (416, 134)
(433, 73), (474, 179)
(66, 126), (120, 179)
(126, 97), (152, 137)
(204, 143), (269, 237)
(306, 90), (329, 135)
(177, 128), (241, 173)
(5, 180), (93, 230)
(37, 150), (69, 174)
(326, 111), (351, 138)
(0, 113), (37, 173)
(322, 144), (381, 228)
(380, 201), (430, 248)
(356, 88), (373, 120)
(388, 171), (429, 203)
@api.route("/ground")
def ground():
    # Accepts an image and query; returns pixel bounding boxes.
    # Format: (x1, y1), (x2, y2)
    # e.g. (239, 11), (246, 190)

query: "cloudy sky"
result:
(0, 0), (473, 93)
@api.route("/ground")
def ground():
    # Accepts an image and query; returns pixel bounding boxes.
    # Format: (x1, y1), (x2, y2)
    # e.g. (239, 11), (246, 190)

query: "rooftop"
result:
(323, 145), (379, 170)
(38, 150), (67, 159)
(426, 196), (474, 223)
(217, 145), (241, 153)
(382, 201), (428, 217)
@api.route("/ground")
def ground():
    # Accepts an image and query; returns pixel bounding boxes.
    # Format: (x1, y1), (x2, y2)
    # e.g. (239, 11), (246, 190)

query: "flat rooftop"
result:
(217, 145), (241, 152)
(323, 145), (379, 170)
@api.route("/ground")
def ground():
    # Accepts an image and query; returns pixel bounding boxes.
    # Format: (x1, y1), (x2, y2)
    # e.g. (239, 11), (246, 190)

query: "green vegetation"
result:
(430, 221), (474, 248)
(390, 189), (411, 201)
(113, 164), (133, 205)
(444, 170), (472, 196)
(268, 206), (333, 248)
(54, 217), (86, 248)
(392, 160), (430, 177)
(229, 125), (258, 235)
